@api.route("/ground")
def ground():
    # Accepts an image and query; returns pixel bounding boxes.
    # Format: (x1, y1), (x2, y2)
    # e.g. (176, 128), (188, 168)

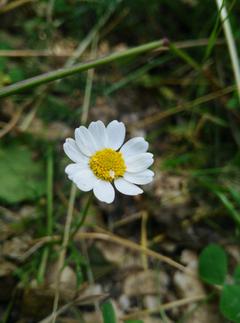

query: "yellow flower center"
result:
(89, 148), (126, 181)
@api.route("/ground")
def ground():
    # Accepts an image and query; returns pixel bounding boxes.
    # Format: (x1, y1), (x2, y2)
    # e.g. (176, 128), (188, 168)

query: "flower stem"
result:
(70, 193), (93, 239)
(0, 39), (166, 98)
(51, 183), (77, 323)
(51, 37), (97, 321)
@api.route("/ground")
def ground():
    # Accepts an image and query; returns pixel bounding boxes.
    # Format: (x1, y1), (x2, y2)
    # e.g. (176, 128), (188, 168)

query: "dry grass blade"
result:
(0, 107), (23, 138)
(39, 292), (108, 323)
(121, 294), (207, 321)
(0, 39), (224, 58)
(74, 231), (197, 277)
(137, 85), (235, 128)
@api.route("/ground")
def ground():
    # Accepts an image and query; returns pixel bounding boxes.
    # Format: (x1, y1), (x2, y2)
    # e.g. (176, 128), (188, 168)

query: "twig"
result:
(0, 96), (37, 138)
(75, 231), (197, 277)
(21, 226), (197, 277)
(121, 294), (207, 321)
(0, 38), (224, 58)
(0, 107), (23, 138)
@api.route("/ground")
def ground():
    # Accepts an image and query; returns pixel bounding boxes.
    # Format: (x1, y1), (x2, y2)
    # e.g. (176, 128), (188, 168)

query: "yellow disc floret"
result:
(89, 148), (126, 181)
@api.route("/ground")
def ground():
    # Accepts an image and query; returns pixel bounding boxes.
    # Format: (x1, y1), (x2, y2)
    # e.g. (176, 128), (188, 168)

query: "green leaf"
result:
(234, 265), (240, 284)
(101, 300), (117, 323)
(0, 145), (45, 203)
(125, 320), (144, 323)
(198, 244), (227, 285)
(220, 285), (240, 323)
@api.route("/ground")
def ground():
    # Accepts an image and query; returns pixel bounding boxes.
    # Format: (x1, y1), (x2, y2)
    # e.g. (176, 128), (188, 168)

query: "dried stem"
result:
(121, 294), (207, 321)
(75, 231), (197, 277)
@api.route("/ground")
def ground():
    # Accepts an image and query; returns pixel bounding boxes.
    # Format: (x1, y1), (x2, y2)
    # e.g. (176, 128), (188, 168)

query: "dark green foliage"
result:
(220, 285), (240, 323)
(101, 300), (117, 323)
(199, 244), (227, 285)
(199, 245), (240, 322)
(233, 265), (240, 284)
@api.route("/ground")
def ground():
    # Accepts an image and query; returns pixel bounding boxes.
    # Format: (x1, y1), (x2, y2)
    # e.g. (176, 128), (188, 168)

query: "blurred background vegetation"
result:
(0, 0), (240, 322)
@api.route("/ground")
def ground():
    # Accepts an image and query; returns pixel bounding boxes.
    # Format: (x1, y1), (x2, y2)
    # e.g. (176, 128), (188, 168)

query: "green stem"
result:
(71, 193), (93, 239)
(1, 288), (17, 323)
(216, 191), (240, 228)
(51, 184), (77, 323)
(47, 145), (53, 236)
(37, 145), (54, 284)
(169, 42), (201, 71)
(0, 39), (166, 98)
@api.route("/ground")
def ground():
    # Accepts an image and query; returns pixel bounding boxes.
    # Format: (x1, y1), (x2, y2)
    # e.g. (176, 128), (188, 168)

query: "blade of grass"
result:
(65, 0), (120, 67)
(196, 176), (240, 227)
(169, 42), (201, 72)
(215, 0), (240, 102)
(81, 36), (98, 124)
(216, 191), (240, 227)
(0, 39), (166, 98)
(138, 85), (235, 128)
(105, 55), (171, 95)
(101, 300), (117, 323)
(204, 0), (237, 61)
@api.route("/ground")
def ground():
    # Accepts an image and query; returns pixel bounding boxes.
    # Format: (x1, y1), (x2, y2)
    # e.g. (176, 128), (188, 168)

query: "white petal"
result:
(72, 169), (97, 192)
(125, 153), (154, 173)
(120, 137), (149, 158)
(63, 138), (89, 163)
(124, 169), (154, 185)
(114, 178), (143, 196)
(106, 120), (126, 150)
(88, 121), (108, 150)
(93, 180), (115, 203)
(65, 163), (89, 179)
(75, 126), (97, 156)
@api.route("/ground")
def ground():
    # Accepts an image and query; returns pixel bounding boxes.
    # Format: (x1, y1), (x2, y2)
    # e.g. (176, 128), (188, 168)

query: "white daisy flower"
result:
(63, 120), (154, 204)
